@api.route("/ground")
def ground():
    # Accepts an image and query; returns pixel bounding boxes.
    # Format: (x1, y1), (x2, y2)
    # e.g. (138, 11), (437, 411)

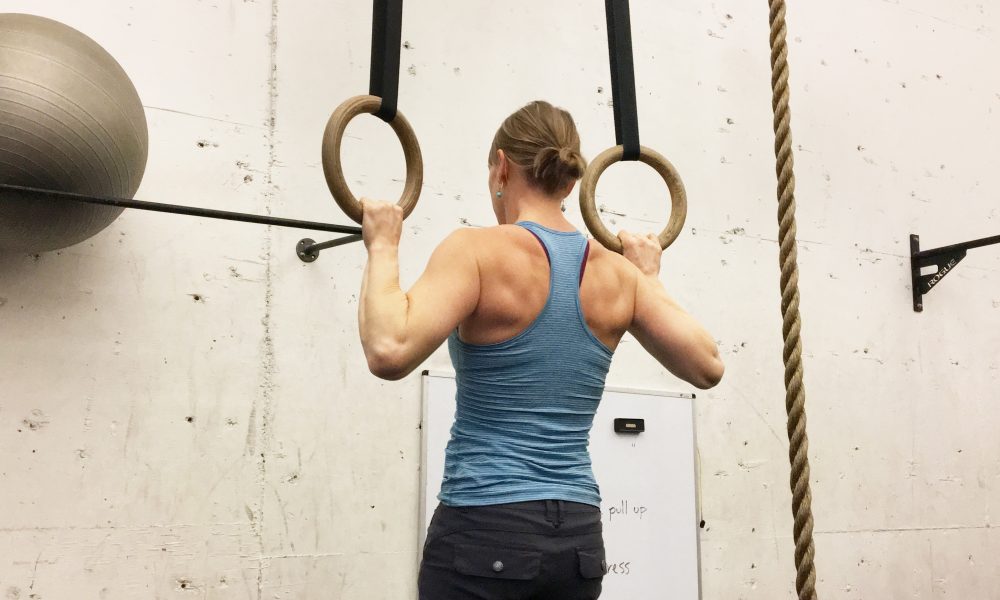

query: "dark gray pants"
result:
(418, 500), (606, 600)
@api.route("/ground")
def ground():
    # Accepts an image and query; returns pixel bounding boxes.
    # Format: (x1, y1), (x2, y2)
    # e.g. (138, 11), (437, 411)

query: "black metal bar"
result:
(306, 234), (363, 252)
(0, 183), (362, 236)
(913, 233), (1000, 259)
(605, 0), (640, 161)
(369, 0), (403, 123)
(296, 234), (364, 262)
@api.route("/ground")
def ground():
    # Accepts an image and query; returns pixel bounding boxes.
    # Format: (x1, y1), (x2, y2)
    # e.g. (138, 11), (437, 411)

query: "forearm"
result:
(359, 242), (410, 358)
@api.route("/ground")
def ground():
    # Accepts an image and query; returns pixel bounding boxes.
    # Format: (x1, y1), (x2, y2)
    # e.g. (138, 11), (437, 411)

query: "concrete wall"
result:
(1, 1), (997, 598)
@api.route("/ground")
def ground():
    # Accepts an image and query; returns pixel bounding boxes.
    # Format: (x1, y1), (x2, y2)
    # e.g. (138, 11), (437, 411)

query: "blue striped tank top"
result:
(439, 221), (614, 507)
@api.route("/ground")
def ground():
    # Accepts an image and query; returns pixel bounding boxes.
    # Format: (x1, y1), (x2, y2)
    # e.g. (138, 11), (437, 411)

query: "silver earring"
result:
(496, 185), (504, 198)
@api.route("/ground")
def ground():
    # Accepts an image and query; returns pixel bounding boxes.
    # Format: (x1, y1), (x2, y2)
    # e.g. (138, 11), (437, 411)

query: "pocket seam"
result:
(452, 543), (542, 580)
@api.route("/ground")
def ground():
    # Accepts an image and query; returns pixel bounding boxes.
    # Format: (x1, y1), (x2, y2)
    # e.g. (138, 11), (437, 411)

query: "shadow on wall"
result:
(0, 246), (118, 310)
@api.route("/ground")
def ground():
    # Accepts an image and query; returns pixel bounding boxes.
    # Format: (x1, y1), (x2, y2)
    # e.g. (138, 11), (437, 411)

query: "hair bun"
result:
(533, 146), (586, 188)
(558, 147), (585, 177)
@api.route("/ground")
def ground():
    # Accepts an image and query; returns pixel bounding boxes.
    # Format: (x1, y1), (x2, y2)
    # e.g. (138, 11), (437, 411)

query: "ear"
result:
(496, 149), (508, 182)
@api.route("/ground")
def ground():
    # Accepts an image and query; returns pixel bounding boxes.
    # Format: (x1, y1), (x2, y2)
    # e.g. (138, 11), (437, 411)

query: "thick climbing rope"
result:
(766, 2), (820, 599)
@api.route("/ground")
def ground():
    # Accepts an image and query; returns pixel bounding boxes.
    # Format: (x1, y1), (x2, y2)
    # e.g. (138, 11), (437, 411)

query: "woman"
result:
(359, 100), (723, 600)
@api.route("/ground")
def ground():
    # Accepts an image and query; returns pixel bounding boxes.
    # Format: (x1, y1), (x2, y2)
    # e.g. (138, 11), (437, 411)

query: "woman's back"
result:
(459, 222), (637, 351)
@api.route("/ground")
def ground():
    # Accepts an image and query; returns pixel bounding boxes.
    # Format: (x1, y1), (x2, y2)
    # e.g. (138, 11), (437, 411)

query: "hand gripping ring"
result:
(579, 145), (687, 253)
(321, 95), (423, 223)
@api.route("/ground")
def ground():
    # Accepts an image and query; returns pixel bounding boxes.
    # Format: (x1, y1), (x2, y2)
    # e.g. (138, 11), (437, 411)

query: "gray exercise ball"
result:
(0, 13), (148, 253)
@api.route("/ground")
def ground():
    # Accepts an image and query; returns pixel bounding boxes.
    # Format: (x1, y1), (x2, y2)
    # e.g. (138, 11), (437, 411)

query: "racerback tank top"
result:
(439, 221), (614, 507)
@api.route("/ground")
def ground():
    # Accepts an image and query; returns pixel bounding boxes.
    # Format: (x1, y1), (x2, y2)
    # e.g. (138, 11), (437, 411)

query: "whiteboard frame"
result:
(418, 369), (703, 599)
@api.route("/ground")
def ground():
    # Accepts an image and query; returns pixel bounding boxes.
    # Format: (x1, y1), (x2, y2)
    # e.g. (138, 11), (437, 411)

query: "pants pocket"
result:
(576, 547), (607, 579)
(453, 543), (542, 581)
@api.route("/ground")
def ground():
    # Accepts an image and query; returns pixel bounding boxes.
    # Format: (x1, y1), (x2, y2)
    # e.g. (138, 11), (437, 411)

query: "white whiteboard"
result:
(420, 371), (701, 599)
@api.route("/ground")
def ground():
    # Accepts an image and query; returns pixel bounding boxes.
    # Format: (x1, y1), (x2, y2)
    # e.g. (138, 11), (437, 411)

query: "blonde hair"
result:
(489, 100), (587, 196)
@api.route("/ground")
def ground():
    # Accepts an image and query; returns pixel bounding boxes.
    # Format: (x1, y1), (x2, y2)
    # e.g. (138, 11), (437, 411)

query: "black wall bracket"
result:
(910, 233), (1000, 312)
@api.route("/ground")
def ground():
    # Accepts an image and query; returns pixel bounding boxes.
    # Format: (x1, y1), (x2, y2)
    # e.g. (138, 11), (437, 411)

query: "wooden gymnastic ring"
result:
(321, 95), (423, 224)
(579, 145), (687, 253)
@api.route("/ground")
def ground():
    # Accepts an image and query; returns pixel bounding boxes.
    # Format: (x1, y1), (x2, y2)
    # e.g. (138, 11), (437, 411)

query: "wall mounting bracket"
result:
(0, 183), (362, 262)
(910, 233), (1000, 312)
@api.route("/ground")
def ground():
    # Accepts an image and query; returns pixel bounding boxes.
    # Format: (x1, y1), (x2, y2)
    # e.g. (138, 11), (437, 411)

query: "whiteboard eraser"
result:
(613, 418), (645, 434)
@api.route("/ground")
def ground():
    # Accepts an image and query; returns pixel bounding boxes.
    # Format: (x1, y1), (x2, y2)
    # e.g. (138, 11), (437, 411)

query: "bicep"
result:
(628, 273), (717, 383)
(629, 275), (689, 354)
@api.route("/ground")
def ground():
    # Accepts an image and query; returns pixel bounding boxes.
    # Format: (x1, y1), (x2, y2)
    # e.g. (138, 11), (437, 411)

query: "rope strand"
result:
(766, 2), (820, 598)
